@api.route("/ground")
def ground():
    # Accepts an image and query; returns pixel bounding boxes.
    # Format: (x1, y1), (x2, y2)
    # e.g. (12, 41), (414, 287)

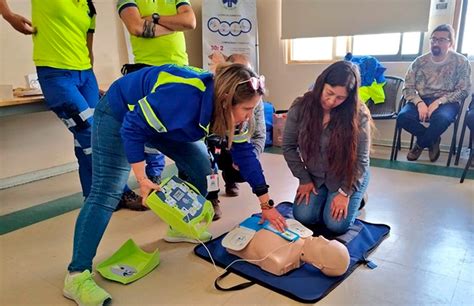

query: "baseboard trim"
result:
(0, 162), (78, 190)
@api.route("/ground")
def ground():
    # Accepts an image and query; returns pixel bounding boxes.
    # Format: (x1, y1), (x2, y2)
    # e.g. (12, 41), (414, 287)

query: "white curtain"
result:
(281, 0), (431, 39)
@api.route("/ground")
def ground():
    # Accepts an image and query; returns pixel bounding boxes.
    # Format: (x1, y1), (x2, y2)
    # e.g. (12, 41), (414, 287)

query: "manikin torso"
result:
(227, 229), (350, 277)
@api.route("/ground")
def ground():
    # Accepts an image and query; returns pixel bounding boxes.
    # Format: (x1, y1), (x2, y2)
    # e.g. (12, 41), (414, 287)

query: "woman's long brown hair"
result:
(294, 61), (361, 187)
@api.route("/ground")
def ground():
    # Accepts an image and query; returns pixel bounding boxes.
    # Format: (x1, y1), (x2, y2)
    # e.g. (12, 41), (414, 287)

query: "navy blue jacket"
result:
(106, 65), (268, 195)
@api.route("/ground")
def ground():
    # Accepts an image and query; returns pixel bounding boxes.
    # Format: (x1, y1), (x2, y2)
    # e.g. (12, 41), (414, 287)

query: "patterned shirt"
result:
(402, 50), (471, 105)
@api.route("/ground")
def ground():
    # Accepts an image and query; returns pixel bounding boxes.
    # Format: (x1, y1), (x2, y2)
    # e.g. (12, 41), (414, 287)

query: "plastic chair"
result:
(391, 96), (467, 166)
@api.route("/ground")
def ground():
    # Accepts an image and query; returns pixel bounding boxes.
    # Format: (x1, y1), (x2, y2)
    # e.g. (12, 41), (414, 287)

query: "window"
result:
(457, 0), (474, 59)
(289, 32), (423, 63)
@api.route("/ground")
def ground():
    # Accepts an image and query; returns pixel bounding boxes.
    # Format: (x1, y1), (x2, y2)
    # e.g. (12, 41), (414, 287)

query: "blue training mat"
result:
(194, 202), (390, 303)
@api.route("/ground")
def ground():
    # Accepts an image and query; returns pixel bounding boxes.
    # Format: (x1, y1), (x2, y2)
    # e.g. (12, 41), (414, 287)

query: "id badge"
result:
(206, 173), (219, 192)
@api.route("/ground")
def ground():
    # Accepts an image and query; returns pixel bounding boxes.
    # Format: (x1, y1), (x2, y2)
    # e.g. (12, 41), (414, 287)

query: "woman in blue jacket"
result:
(62, 63), (286, 306)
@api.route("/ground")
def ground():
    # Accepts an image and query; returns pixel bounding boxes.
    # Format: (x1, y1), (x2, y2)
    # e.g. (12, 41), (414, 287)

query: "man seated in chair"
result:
(397, 24), (471, 162)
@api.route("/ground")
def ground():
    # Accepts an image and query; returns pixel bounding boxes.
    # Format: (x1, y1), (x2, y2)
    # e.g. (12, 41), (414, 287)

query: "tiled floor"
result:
(0, 149), (473, 305)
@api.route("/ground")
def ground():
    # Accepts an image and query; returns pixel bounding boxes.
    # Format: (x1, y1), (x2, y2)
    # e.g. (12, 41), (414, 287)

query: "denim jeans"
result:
(292, 170), (370, 234)
(68, 95), (211, 272)
(37, 67), (99, 197)
(397, 98), (460, 148)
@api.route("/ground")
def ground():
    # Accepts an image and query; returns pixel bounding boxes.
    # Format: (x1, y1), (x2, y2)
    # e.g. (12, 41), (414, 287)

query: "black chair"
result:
(460, 127), (473, 183)
(364, 76), (404, 161)
(390, 96), (467, 166)
(454, 95), (474, 166)
(366, 76), (405, 120)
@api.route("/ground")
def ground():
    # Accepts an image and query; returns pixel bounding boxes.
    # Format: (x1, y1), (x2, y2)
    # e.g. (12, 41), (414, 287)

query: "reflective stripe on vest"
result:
(144, 146), (161, 154)
(138, 97), (167, 133)
(199, 123), (210, 135)
(233, 128), (249, 143)
(127, 104), (135, 111)
(151, 71), (206, 93)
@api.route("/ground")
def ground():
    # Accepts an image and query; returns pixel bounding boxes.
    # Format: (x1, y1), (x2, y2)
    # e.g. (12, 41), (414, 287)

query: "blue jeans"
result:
(292, 171), (370, 234)
(397, 98), (460, 148)
(68, 96), (211, 272)
(37, 67), (98, 197)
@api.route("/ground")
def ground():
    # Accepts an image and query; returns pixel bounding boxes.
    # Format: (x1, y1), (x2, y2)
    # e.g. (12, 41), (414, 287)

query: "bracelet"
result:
(260, 199), (274, 210)
(337, 188), (350, 198)
(415, 100), (423, 107)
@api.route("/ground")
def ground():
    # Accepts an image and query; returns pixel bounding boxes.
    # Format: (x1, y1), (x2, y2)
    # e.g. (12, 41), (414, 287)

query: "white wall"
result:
(0, 0), (472, 183)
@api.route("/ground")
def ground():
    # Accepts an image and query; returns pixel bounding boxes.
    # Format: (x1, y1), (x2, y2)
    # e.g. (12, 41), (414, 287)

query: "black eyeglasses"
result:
(430, 37), (451, 44)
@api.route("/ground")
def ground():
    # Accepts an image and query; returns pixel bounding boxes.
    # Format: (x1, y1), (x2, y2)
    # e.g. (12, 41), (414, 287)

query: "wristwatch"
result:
(337, 188), (349, 198)
(152, 13), (160, 25)
(260, 199), (274, 210)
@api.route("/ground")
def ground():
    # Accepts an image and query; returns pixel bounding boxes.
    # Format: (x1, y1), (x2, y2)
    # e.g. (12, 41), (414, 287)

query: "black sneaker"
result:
(225, 183), (239, 197)
(407, 144), (423, 161)
(210, 199), (222, 221)
(429, 137), (441, 162)
(116, 190), (148, 211)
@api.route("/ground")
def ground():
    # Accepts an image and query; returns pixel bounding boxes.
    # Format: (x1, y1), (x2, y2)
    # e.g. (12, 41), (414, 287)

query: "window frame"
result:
(456, 0), (473, 59)
(287, 33), (424, 64)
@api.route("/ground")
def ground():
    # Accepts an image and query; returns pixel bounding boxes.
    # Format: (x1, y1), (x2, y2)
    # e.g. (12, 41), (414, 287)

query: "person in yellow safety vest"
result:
(0, 0), (143, 210)
(62, 63), (287, 306)
(117, 0), (197, 189)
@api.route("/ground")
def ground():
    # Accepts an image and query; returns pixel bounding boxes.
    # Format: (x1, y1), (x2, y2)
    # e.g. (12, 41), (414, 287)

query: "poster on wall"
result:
(202, 0), (259, 72)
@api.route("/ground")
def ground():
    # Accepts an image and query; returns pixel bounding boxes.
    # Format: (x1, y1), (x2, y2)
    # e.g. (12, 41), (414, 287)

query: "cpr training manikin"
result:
(222, 217), (350, 277)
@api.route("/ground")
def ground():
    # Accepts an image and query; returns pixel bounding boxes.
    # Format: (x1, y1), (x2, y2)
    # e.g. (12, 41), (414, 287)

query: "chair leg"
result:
(460, 150), (473, 183)
(455, 115), (468, 166)
(390, 123), (399, 161)
(394, 127), (402, 160)
(409, 134), (414, 150)
(447, 121), (459, 167)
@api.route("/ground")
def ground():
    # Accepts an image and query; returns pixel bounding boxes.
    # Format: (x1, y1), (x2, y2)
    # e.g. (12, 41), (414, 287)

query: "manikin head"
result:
(301, 236), (350, 277)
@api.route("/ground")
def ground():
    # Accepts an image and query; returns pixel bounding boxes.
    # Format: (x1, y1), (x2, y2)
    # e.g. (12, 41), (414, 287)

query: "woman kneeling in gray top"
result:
(282, 61), (372, 234)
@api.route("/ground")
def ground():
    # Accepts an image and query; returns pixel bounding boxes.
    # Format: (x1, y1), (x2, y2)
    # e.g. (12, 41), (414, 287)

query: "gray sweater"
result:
(282, 101), (371, 196)
(250, 100), (266, 155)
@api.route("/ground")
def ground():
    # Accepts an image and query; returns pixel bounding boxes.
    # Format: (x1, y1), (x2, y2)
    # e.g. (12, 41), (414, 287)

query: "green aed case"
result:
(96, 176), (213, 284)
(96, 239), (160, 284)
(146, 175), (214, 239)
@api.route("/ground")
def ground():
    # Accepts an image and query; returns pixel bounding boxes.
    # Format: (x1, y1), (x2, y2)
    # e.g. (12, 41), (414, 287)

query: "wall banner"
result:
(202, 0), (258, 72)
